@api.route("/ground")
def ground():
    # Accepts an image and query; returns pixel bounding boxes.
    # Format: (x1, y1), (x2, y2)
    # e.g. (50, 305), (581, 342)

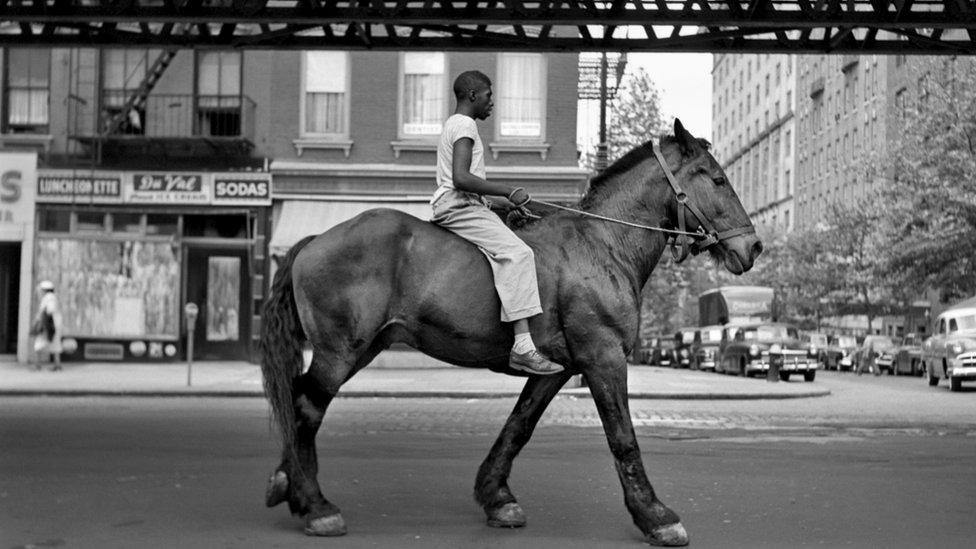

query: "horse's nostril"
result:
(751, 239), (764, 258)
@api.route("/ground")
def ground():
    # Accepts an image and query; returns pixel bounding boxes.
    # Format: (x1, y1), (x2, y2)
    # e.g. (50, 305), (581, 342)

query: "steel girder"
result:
(1, 0), (975, 53)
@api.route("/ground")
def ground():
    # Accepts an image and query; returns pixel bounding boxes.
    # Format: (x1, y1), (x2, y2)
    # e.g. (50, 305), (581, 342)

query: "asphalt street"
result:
(2, 370), (974, 549)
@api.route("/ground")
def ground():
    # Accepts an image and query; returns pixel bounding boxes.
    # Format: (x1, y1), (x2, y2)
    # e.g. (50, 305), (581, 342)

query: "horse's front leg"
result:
(474, 372), (573, 527)
(584, 356), (689, 547)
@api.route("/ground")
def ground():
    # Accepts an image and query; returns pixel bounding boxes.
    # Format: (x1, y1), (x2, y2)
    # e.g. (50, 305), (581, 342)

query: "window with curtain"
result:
(498, 53), (544, 139)
(401, 52), (445, 137)
(304, 51), (348, 136)
(197, 51), (242, 136)
(103, 49), (158, 108)
(5, 49), (50, 133)
(102, 49), (159, 134)
(197, 51), (241, 108)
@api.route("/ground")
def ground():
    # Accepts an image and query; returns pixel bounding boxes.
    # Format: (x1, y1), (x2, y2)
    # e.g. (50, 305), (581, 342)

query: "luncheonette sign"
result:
(36, 171), (271, 206)
(37, 174), (123, 203)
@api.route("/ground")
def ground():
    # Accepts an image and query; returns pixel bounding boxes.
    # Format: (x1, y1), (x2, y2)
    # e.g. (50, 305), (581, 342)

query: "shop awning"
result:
(269, 199), (432, 256)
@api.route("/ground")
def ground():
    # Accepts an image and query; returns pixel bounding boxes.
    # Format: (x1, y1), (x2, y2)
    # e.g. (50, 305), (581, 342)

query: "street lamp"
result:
(578, 52), (628, 172)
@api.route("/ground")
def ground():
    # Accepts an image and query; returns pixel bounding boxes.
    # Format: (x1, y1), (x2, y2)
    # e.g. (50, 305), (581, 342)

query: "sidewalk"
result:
(0, 350), (829, 400)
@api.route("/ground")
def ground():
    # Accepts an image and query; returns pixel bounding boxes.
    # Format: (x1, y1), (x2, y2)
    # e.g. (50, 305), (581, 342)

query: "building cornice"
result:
(721, 111), (795, 169)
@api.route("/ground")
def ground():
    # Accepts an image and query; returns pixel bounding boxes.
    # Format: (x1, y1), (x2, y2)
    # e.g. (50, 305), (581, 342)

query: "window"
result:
(197, 51), (242, 136)
(497, 53), (545, 139)
(102, 49), (159, 135)
(918, 73), (930, 109)
(5, 48), (50, 133)
(895, 87), (908, 118)
(303, 51), (349, 137)
(400, 52), (446, 137)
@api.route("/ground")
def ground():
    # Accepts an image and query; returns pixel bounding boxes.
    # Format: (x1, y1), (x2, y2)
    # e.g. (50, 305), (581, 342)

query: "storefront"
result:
(34, 169), (271, 362)
(0, 151), (37, 363)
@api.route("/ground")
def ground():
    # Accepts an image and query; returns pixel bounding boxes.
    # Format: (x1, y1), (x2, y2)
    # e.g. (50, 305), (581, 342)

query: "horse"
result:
(260, 118), (762, 546)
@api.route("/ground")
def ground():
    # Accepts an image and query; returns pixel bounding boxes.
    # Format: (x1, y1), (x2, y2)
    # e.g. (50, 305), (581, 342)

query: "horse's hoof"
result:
(304, 513), (347, 536)
(264, 470), (288, 508)
(646, 522), (689, 547)
(486, 502), (526, 528)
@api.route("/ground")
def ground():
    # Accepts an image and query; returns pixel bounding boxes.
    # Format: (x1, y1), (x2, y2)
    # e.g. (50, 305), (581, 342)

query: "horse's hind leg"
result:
(267, 346), (375, 536)
(585, 361), (689, 547)
(474, 373), (573, 527)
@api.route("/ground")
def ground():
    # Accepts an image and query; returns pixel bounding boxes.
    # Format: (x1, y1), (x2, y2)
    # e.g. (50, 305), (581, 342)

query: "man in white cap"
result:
(31, 280), (62, 371)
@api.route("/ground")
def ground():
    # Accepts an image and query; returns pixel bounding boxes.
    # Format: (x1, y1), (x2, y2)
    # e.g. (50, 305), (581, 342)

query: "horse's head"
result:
(660, 118), (762, 274)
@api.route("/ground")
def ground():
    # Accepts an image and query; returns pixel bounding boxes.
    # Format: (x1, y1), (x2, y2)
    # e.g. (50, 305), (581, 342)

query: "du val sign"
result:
(127, 173), (210, 204)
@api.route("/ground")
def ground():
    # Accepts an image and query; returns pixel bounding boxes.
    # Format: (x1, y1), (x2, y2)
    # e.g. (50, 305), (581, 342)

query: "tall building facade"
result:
(711, 54), (797, 233)
(794, 54), (894, 229)
(0, 46), (586, 364)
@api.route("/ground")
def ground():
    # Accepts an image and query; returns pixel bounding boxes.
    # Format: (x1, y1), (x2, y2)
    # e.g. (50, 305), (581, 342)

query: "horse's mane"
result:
(578, 135), (711, 209)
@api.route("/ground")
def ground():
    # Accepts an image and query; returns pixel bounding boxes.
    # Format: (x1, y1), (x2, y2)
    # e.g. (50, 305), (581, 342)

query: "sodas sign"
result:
(213, 176), (271, 205)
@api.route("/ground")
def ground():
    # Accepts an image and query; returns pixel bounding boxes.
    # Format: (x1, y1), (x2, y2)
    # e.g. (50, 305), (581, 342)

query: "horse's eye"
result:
(713, 176), (727, 186)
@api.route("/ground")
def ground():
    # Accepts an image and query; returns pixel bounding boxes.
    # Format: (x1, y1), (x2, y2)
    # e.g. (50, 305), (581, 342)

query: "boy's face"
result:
(470, 85), (494, 120)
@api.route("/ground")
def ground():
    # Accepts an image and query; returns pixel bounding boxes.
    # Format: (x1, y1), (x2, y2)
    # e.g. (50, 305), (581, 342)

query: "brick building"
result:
(0, 46), (586, 363)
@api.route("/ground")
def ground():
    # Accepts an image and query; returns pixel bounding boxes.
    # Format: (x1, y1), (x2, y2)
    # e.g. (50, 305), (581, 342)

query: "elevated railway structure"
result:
(1, 0), (975, 54)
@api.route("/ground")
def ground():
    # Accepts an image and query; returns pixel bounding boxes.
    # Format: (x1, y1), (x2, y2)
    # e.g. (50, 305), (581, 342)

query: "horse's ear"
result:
(673, 118), (696, 155)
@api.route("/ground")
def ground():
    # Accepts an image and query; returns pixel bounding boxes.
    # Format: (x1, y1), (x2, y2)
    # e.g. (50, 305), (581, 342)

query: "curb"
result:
(0, 388), (831, 400)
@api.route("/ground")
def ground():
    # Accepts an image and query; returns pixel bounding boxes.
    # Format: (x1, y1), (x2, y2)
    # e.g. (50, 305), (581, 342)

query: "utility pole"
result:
(578, 52), (628, 172)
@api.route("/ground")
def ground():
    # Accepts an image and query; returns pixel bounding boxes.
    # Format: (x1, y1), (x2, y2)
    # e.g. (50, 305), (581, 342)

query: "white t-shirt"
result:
(433, 113), (486, 205)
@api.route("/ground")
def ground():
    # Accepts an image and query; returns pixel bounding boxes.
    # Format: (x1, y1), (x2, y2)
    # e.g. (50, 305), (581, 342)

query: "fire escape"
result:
(67, 26), (257, 168)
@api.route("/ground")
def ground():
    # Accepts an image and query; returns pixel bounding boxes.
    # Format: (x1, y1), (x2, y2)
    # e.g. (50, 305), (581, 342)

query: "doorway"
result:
(184, 247), (249, 360)
(0, 243), (21, 354)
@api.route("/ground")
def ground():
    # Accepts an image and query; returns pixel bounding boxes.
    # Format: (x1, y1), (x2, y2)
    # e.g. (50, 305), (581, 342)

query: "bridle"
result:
(530, 141), (755, 263)
(651, 141), (756, 263)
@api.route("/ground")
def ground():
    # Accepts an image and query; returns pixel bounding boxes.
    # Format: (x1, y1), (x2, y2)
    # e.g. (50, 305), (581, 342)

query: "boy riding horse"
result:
(430, 70), (563, 376)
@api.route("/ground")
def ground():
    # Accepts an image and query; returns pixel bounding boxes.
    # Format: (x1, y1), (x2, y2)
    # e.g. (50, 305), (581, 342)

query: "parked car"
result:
(890, 333), (924, 376)
(921, 298), (976, 391)
(636, 334), (676, 367)
(823, 334), (859, 371)
(695, 325), (723, 371)
(716, 322), (817, 381)
(854, 335), (898, 375)
(801, 332), (830, 366)
(674, 327), (700, 369)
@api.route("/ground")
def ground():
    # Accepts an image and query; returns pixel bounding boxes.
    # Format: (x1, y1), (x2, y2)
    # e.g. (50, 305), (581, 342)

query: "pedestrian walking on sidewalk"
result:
(30, 280), (62, 371)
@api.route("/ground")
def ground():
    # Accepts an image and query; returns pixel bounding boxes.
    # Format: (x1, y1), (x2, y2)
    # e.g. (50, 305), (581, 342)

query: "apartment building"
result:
(711, 54), (797, 233)
(0, 47), (586, 363)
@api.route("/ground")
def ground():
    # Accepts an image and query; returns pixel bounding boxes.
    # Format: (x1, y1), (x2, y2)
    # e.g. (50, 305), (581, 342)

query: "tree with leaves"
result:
(874, 57), (976, 304)
(582, 67), (669, 171)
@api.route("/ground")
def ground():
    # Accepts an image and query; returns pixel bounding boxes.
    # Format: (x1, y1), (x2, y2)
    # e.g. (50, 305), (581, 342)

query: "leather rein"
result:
(529, 141), (755, 263)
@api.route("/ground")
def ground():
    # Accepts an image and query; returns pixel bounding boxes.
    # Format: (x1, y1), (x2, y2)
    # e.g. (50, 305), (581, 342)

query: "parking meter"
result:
(767, 343), (783, 383)
(185, 303), (199, 386)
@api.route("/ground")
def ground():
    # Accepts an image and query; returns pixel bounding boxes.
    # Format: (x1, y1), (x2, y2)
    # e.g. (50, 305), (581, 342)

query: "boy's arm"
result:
(451, 138), (528, 204)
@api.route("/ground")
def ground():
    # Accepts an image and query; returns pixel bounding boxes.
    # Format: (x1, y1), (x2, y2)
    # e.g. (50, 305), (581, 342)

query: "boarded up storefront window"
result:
(35, 239), (180, 338)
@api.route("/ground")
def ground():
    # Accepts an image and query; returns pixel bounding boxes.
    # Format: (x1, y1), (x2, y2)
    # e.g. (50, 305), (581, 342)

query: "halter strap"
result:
(651, 142), (756, 263)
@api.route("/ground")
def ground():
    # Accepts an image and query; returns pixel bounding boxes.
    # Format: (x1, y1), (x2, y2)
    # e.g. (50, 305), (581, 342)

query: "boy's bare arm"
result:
(451, 138), (525, 202)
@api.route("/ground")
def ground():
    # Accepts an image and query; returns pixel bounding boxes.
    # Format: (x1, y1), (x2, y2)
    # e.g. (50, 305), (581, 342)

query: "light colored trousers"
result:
(431, 190), (543, 322)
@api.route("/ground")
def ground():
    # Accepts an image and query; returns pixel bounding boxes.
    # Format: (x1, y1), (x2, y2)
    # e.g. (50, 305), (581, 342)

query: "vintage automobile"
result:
(890, 333), (924, 376)
(636, 334), (676, 367)
(822, 334), (859, 371)
(921, 298), (976, 391)
(674, 327), (700, 369)
(694, 325), (724, 371)
(716, 322), (817, 381)
(853, 335), (898, 375)
(801, 332), (830, 366)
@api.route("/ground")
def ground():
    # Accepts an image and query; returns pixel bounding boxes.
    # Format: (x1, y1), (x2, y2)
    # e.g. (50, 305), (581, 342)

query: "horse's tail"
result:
(260, 235), (317, 452)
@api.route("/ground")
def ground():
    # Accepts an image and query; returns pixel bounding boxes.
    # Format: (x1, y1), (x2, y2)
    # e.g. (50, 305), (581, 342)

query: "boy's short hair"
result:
(453, 70), (492, 99)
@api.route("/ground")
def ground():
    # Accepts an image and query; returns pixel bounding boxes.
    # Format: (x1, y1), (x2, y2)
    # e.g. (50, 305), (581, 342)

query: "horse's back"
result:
(291, 208), (510, 364)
